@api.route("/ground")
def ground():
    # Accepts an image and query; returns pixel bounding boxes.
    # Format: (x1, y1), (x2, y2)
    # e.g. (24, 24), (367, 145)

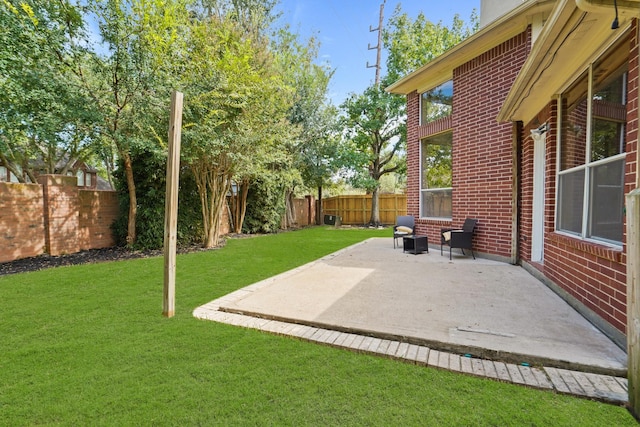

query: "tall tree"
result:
(340, 84), (405, 226)
(338, 6), (478, 226)
(383, 6), (478, 83)
(296, 103), (340, 225)
(75, 0), (188, 245)
(0, 0), (98, 182)
(278, 28), (338, 226)
(181, 9), (295, 246)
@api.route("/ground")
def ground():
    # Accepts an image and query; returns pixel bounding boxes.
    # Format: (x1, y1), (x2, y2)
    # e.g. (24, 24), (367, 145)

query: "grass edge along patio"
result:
(1, 227), (637, 425)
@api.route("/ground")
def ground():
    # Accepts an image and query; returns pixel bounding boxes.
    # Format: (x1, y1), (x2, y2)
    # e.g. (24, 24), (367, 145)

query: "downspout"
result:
(511, 121), (523, 265)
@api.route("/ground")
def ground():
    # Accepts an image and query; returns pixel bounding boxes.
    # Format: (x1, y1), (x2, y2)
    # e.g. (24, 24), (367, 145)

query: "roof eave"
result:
(498, 0), (640, 124)
(386, 0), (555, 95)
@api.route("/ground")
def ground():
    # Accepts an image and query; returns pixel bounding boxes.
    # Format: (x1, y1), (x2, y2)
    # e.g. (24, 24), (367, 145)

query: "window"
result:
(76, 170), (85, 187)
(1, 165), (20, 182)
(420, 132), (452, 218)
(558, 45), (627, 245)
(420, 80), (453, 125)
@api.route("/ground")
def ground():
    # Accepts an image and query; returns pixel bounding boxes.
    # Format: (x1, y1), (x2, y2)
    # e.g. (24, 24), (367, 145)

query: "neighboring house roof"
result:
(498, 0), (640, 124)
(96, 175), (114, 191)
(386, 0), (555, 96)
(30, 156), (98, 174)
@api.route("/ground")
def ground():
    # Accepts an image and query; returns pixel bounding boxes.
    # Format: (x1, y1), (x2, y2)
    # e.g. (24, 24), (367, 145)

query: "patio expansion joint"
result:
(193, 299), (629, 406)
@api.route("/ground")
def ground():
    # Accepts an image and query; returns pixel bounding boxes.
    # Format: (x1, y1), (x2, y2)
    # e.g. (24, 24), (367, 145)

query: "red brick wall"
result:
(519, 22), (638, 335)
(40, 175), (80, 256)
(407, 30), (531, 253)
(452, 30), (530, 258)
(544, 235), (626, 333)
(407, 91), (421, 220)
(519, 104), (555, 263)
(78, 190), (119, 250)
(0, 183), (45, 263)
(406, 20), (638, 337)
(0, 176), (119, 263)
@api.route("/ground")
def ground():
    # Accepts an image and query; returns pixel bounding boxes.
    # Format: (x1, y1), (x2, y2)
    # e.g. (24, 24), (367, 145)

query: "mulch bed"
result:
(0, 244), (222, 276)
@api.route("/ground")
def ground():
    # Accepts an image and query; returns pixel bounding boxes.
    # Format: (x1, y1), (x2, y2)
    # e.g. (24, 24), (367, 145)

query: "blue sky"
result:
(275, 0), (480, 106)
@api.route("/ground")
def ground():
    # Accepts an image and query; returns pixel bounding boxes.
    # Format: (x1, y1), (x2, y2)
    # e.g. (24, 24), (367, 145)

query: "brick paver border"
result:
(194, 293), (628, 405)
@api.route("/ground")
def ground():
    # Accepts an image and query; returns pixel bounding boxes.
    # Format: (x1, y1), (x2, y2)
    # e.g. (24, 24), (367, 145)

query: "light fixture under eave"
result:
(612, 0), (620, 29)
(530, 123), (549, 136)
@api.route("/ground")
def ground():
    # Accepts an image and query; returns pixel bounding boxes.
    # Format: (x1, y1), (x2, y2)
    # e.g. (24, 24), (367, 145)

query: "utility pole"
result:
(367, 0), (385, 86)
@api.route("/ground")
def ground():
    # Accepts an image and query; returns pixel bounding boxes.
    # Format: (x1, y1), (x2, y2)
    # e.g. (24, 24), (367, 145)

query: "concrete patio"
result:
(194, 237), (629, 404)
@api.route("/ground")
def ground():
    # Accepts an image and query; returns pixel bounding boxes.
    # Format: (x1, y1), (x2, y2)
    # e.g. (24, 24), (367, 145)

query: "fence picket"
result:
(321, 194), (407, 225)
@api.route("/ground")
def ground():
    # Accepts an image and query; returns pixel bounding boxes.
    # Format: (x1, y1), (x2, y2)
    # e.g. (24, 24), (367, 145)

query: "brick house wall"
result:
(401, 7), (638, 346)
(516, 22), (639, 337)
(407, 30), (531, 259)
(406, 91), (421, 223)
(451, 31), (530, 259)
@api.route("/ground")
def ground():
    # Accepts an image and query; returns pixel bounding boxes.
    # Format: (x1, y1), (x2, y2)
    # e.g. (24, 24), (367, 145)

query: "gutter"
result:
(575, 0), (640, 14)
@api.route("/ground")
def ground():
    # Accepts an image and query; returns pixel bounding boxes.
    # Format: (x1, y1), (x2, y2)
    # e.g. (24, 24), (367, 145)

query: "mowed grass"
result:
(0, 227), (636, 426)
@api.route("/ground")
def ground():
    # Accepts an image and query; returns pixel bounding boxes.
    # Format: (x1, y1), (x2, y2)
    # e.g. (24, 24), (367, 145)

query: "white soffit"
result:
(498, 0), (639, 124)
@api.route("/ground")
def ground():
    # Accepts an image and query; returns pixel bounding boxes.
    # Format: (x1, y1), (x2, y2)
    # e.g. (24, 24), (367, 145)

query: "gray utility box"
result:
(323, 215), (341, 226)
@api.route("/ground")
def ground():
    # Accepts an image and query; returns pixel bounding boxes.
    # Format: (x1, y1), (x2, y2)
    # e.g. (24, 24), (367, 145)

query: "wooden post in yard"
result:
(628, 188), (640, 418)
(163, 91), (183, 318)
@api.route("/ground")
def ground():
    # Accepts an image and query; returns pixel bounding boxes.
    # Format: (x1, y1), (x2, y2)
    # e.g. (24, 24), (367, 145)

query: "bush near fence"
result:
(321, 194), (407, 226)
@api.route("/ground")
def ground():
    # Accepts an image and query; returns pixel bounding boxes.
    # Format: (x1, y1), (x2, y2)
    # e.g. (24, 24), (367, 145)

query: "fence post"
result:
(39, 175), (80, 256)
(628, 188), (640, 418)
(362, 195), (367, 224)
(163, 91), (183, 318)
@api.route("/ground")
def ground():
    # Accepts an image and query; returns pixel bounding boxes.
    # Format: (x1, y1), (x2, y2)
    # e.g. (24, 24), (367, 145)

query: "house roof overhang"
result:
(497, 0), (640, 124)
(386, 0), (556, 96)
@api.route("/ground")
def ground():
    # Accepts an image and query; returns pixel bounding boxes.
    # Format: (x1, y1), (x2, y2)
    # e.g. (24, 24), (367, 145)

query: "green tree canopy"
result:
(0, 0), (98, 182)
(337, 5), (478, 226)
(383, 5), (478, 85)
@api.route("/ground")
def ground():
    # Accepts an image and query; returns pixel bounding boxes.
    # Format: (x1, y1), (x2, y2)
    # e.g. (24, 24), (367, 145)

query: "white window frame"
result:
(76, 170), (85, 187)
(556, 62), (626, 247)
(419, 80), (453, 126)
(420, 132), (452, 219)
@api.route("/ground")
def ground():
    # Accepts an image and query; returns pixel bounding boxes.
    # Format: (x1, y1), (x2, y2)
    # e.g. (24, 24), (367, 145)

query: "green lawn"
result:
(1, 227), (636, 426)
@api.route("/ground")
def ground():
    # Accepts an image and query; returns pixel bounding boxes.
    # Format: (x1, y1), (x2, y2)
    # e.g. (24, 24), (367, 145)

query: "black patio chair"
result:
(393, 215), (415, 249)
(441, 218), (478, 260)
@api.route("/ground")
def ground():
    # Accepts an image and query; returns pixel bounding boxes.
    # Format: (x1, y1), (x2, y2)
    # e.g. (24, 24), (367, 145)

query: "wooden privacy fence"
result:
(321, 194), (406, 225)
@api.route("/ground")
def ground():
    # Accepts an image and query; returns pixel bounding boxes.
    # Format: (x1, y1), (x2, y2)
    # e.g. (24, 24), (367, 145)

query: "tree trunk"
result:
(208, 171), (231, 247)
(369, 185), (381, 226)
(0, 152), (26, 183)
(237, 181), (249, 232)
(283, 190), (296, 229)
(122, 152), (137, 245)
(231, 178), (250, 234)
(316, 185), (322, 225)
(287, 191), (298, 227)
